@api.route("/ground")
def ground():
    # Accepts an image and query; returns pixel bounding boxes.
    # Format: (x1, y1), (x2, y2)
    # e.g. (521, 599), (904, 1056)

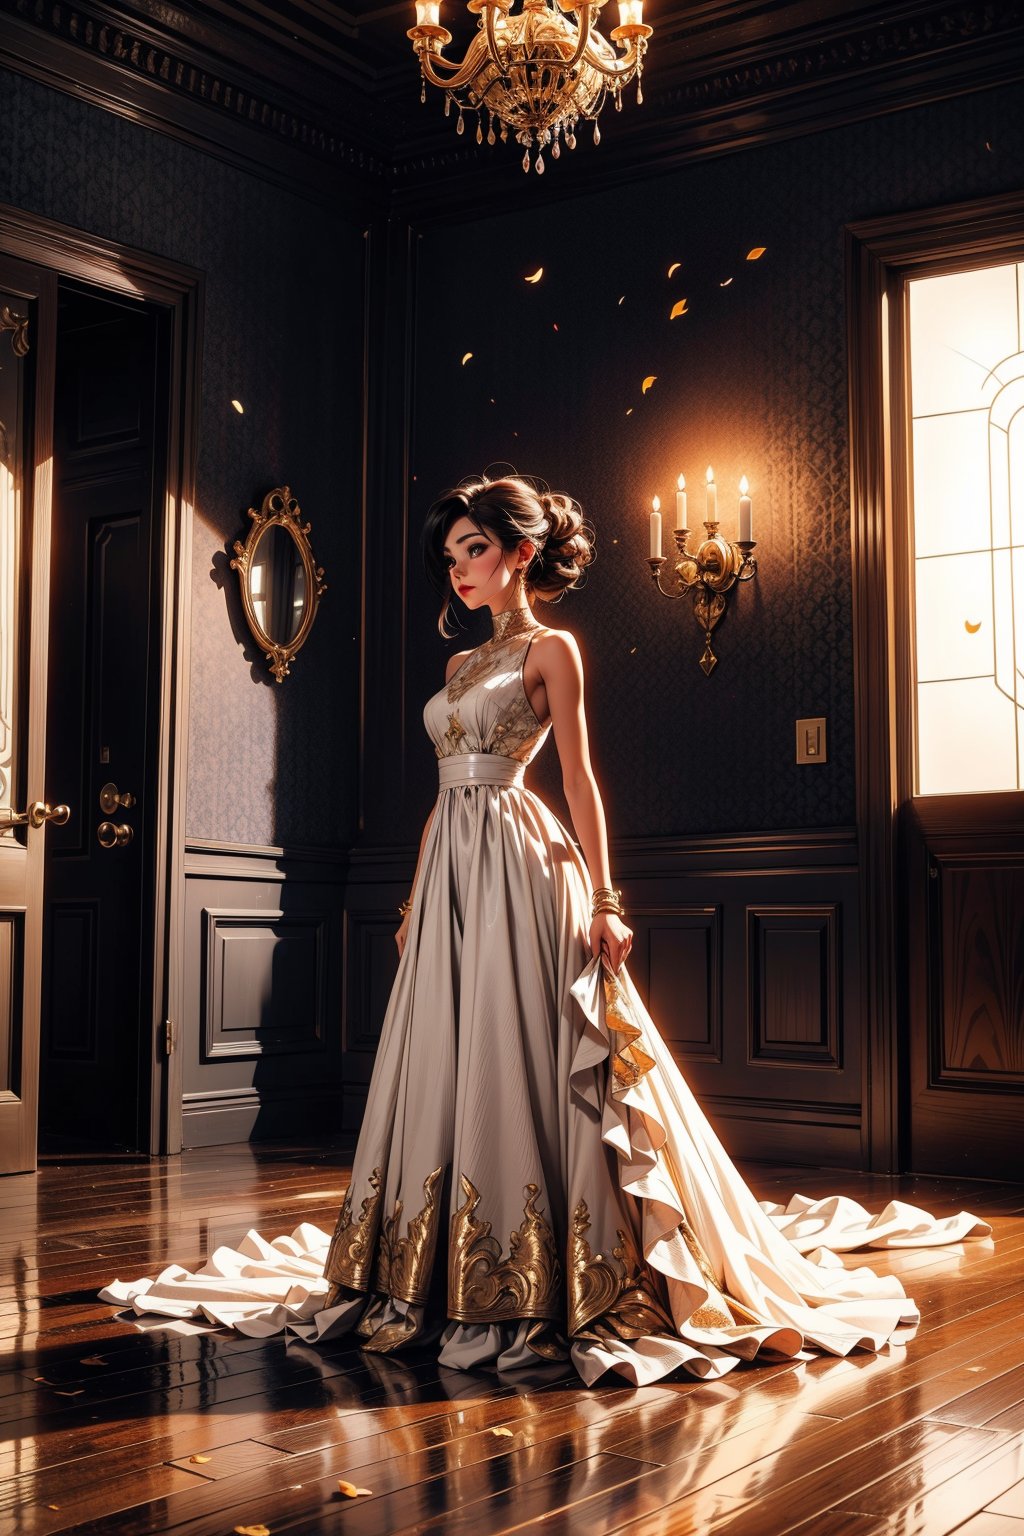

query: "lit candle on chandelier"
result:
(618, 0), (645, 25)
(675, 474), (687, 532)
(705, 466), (717, 525)
(739, 475), (752, 542)
(413, 1), (442, 26)
(650, 495), (662, 559)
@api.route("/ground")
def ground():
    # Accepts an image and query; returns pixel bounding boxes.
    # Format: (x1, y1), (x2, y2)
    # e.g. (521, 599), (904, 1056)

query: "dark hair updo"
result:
(421, 473), (595, 638)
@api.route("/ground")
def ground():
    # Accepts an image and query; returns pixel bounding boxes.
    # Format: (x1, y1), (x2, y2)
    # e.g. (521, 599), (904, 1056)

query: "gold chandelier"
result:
(407, 1), (653, 174)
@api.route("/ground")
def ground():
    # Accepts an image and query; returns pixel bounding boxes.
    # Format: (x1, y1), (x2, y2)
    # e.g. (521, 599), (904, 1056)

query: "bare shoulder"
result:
(530, 626), (583, 677)
(444, 648), (474, 685)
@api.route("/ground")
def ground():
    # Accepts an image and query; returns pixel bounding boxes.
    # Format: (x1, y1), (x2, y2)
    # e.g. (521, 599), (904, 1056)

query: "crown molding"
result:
(1, 0), (1021, 213)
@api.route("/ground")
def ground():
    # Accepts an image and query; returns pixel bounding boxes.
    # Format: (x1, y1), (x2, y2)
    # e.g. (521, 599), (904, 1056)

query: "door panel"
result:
(904, 796), (1024, 1175)
(0, 253), (57, 1175)
(40, 288), (160, 1150)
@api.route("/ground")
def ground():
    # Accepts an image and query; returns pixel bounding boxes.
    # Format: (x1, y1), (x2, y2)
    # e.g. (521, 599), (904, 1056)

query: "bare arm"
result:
(534, 631), (633, 970)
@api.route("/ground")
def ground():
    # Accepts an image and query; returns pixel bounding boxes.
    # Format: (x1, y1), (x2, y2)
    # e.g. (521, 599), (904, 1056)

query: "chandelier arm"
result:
(581, 39), (641, 80)
(415, 37), (491, 91)
(561, 2), (595, 72)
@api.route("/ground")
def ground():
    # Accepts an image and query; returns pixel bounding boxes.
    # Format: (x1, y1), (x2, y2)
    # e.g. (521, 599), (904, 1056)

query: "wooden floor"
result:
(3, 1145), (1024, 1536)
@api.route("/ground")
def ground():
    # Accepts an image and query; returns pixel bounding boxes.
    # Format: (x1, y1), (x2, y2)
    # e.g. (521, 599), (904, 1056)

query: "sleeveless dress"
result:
(99, 612), (990, 1386)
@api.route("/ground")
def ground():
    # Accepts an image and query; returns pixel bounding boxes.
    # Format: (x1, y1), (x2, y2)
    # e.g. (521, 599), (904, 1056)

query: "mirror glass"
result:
(250, 523), (308, 646)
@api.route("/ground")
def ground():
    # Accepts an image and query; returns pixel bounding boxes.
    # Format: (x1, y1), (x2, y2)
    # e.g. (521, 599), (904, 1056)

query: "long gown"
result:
(99, 609), (991, 1386)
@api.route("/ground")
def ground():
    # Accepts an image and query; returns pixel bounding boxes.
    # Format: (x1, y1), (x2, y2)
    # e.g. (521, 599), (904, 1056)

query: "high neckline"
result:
(490, 607), (542, 644)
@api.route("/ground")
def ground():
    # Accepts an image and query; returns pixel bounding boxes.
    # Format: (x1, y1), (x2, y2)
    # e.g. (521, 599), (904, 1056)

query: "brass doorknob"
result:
(97, 820), (133, 849)
(28, 801), (71, 828)
(99, 782), (137, 814)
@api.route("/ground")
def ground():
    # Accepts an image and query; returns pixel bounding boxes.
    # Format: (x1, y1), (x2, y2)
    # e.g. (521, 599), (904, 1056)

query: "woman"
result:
(101, 474), (988, 1385)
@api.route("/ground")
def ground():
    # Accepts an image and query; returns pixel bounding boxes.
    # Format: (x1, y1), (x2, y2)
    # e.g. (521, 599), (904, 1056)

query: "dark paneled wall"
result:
(0, 66), (364, 851)
(401, 82), (1024, 845)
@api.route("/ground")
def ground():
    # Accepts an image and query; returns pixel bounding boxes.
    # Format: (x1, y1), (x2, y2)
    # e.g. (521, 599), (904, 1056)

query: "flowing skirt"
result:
(100, 779), (990, 1385)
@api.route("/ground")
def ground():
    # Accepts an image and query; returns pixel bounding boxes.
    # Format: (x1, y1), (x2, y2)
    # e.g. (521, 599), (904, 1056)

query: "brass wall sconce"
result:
(231, 487), (327, 682)
(647, 469), (758, 675)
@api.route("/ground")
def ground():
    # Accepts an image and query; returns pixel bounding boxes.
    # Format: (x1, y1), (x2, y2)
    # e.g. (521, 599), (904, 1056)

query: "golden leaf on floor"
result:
(234, 1526), (271, 1536)
(670, 299), (688, 319)
(189, 1454), (212, 1464)
(641, 376), (657, 393)
(746, 247), (766, 260)
(80, 1355), (107, 1366)
(338, 1480), (373, 1498)
(46, 1505), (60, 1512)
(490, 1426), (514, 1437)
(525, 267), (544, 283)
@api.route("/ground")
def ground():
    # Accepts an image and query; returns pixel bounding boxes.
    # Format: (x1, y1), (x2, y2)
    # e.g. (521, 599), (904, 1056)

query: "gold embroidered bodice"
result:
(423, 612), (552, 766)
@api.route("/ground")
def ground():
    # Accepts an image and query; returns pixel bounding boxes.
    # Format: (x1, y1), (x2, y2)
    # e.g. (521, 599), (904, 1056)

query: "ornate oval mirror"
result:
(231, 487), (327, 681)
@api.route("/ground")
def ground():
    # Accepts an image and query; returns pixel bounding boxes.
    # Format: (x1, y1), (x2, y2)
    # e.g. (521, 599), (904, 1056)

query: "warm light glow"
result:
(414, 1), (441, 26)
(231, 399), (244, 414)
(677, 474), (685, 491)
(619, 0), (644, 25)
(739, 475), (749, 494)
(706, 466), (714, 484)
(652, 495), (661, 512)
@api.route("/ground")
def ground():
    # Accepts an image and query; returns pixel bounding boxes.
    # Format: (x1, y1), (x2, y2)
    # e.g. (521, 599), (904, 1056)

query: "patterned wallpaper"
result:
(0, 67), (364, 849)
(403, 83), (1024, 843)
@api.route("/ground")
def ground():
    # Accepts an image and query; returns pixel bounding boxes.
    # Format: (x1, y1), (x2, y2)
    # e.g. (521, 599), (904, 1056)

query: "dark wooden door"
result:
(39, 283), (165, 1151)
(0, 252), (58, 1175)
(903, 794), (1024, 1177)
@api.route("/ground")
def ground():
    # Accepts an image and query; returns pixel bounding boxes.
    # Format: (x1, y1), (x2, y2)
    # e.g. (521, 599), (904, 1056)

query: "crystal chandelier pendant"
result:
(407, 1), (653, 171)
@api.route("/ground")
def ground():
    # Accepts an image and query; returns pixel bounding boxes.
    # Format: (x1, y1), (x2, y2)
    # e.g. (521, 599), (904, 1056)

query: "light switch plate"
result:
(796, 717), (827, 764)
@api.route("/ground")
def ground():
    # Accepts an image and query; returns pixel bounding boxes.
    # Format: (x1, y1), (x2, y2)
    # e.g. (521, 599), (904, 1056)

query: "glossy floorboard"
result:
(3, 1142), (1024, 1535)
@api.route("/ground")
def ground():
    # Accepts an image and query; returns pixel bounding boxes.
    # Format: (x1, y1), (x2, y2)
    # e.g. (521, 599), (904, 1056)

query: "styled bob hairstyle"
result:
(421, 474), (595, 638)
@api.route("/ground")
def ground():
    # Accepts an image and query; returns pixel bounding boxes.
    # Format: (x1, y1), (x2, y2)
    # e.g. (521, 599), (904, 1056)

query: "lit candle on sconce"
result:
(739, 475), (752, 543)
(650, 495), (662, 559)
(705, 466), (717, 525)
(675, 474), (687, 532)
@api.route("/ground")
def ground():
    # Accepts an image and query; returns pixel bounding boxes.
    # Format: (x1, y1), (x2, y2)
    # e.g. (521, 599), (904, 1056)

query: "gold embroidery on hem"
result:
(449, 1175), (562, 1323)
(375, 1166), (445, 1305)
(678, 1217), (760, 1329)
(569, 1198), (675, 1340)
(323, 1167), (382, 1292)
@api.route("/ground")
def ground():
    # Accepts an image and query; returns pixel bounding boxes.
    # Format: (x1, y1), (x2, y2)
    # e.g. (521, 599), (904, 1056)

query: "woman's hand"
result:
(395, 913), (411, 958)
(590, 912), (632, 973)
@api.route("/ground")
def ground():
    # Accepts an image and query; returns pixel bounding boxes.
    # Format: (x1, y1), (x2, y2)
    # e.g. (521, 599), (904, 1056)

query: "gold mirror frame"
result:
(231, 486), (327, 682)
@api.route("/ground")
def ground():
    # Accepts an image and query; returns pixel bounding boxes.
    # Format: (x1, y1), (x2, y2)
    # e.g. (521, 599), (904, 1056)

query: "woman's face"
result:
(442, 514), (523, 612)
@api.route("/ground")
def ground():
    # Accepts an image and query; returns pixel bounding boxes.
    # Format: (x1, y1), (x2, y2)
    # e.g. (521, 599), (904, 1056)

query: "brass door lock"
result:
(99, 782), (136, 814)
(97, 820), (133, 849)
(0, 800), (71, 831)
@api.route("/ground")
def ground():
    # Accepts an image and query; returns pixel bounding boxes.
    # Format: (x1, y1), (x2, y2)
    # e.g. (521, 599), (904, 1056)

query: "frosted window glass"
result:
(917, 679), (1019, 795)
(912, 412), (991, 557)
(909, 264), (1018, 418)
(908, 261), (1024, 795)
(915, 553), (993, 682)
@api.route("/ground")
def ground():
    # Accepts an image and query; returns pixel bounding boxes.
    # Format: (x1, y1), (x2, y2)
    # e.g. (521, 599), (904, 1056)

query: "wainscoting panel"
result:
(747, 905), (841, 1069)
(182, 843), (346, 1147)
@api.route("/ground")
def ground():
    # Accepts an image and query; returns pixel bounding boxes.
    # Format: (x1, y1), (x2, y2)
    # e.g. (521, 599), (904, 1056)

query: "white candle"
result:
(618, 0), (644, 26)
(414, 1), (441, 27)
(705, 466), (717, 525)
(739, 475), (752, 542)
(650, 495), (662, 559)
(675, 474), (687, 531)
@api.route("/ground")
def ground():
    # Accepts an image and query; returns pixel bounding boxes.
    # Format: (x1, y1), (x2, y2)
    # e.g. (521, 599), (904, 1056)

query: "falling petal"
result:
(231, 399), (244, 414)
(630, 645), (637, 654)
(625, 408), (633, 416)
(669, 299), (688, 319)
(667, 262), (681, 278)
(965, 619), (982, 633)
(553, 323), (559, 331)
(525, 267), (544, 284)
(461, 352), (473, 366)
(491, 1426), (515, 1438)
(641, 375), (657, 394)
(190, 1454), (212, 1464)
(719, 277), (734, 287)
(618, 295), (625, 305)
(746, 247), (766, 260)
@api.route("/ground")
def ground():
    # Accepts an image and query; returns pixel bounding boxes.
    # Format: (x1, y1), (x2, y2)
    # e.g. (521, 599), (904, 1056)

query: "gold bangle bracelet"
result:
(398, 898), (413, 917)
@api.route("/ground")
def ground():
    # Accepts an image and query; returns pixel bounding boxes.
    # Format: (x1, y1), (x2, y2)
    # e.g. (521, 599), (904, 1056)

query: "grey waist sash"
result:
(438, 753), (525, 790)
